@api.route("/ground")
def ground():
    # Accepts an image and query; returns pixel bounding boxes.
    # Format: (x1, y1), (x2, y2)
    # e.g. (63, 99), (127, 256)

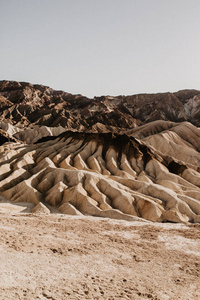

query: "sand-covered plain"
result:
(0, 211), (199, 300)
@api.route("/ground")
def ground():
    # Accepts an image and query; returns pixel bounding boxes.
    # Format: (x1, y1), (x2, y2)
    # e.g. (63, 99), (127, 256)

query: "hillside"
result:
(0, 80), (200, 223)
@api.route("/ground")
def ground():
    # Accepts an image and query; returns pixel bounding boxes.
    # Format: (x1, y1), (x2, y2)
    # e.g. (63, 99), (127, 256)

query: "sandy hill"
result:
(0, 80), (200, 224)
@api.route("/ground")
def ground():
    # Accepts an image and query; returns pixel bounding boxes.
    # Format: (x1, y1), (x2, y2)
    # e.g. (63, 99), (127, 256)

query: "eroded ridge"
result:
(0, 132), (200, 222)
(0, 131), (200, 223)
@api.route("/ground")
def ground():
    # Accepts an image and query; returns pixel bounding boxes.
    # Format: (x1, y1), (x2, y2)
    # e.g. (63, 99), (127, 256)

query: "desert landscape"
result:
(0, 214), (200, 300)
(0, 80), (200, 299)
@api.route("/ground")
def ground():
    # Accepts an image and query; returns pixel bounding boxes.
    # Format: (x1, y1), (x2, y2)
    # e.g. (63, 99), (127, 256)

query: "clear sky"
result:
(1, 0), (200, 97)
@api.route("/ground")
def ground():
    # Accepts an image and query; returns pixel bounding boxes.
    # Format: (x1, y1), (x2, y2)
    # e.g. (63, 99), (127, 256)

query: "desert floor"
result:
(0, 209), (200, 300)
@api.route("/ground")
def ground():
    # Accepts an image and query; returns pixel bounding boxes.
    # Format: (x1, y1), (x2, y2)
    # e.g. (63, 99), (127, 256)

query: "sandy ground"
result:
(0, 210), (200, 300)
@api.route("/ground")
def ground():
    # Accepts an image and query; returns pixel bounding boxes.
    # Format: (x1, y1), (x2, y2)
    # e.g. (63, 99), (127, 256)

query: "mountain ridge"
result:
(0, 80), (200, 130)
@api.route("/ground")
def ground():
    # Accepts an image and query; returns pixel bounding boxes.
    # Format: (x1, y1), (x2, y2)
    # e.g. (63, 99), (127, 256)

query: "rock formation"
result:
(0, 80), (200, 223)
(1, 80), (200, 132)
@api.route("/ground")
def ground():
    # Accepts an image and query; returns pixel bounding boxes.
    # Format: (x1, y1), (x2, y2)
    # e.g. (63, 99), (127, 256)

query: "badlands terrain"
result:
(0, 80), (200, 299)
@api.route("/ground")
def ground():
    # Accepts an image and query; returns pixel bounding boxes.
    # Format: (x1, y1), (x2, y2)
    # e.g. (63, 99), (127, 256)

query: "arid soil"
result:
(0, 212), (199, 300)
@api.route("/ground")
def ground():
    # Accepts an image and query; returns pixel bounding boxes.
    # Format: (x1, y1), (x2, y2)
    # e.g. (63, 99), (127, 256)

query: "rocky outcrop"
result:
(0, 81), (200, 136)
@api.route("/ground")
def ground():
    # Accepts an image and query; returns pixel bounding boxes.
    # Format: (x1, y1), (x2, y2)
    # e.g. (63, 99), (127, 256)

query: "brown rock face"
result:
(0, 80), (200, 223)
(1, 80), (200, 131)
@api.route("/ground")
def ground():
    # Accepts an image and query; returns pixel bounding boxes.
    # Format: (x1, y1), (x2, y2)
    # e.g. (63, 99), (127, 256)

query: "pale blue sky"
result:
(1, 0), (200, 97)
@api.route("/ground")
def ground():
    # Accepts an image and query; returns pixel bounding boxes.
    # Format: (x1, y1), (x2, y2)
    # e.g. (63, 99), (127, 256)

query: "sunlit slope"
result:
(0, 131), (200, 223)
(130, 120), (200, 170)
